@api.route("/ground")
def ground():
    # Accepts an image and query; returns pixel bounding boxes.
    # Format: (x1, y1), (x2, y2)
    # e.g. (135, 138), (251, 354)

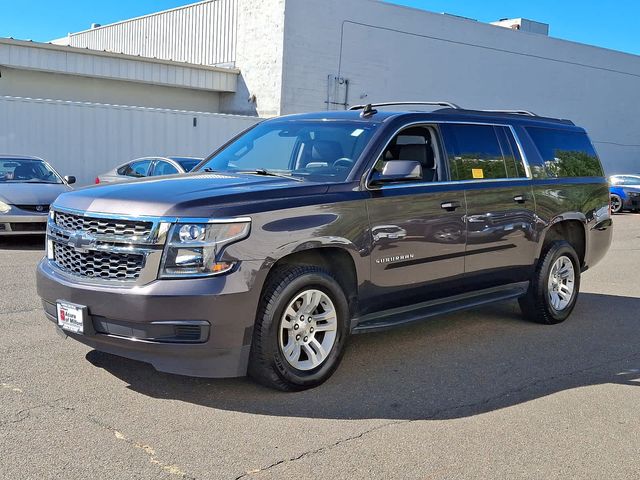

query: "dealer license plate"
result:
(57, 301), (86, 334)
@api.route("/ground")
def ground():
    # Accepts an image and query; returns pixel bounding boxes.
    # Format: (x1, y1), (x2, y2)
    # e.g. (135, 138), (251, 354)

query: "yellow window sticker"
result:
(472, 168), (484, 179)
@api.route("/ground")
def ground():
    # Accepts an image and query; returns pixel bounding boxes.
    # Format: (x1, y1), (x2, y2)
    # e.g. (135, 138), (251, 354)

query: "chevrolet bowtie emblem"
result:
(67, 232), (96, 253)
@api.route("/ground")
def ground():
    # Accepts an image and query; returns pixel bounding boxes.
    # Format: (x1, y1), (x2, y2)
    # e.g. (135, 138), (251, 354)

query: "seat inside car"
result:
(386, 128), (437, 181)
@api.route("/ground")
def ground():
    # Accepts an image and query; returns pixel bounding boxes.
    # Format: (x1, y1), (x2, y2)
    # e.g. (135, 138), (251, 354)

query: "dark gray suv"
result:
(36, 102), (613, 390)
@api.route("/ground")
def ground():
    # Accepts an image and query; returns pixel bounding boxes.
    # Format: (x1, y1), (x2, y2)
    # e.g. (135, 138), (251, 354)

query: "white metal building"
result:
(2, 0), (639, 182)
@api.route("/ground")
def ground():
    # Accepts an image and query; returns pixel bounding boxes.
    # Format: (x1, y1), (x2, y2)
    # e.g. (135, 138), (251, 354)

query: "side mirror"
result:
(64, 175), (76, 185)
(370, 160), (422, 186)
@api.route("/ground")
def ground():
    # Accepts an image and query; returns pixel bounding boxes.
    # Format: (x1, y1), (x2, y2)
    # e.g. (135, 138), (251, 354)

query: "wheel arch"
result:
(260, 242), (363, 317)
(538, 216), (587, 268)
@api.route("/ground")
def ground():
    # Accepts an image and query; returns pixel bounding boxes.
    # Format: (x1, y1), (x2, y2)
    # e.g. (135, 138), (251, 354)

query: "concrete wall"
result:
(219, 0), (286, 117)
(0, 96), (259, 185)
(280, 0), (640, 173)
(0, 68), (222, 113)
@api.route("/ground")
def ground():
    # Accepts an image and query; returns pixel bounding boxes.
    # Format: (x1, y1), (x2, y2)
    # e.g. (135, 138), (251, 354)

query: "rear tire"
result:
(519, 241), (581, 325)
(248, 266), (350, 391)
(610, 194), (623, 214)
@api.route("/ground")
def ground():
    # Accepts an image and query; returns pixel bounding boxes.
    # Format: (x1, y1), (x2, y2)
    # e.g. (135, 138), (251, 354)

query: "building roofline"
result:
(371, 0), (640, 61)
(0, 37), (239, 74)
(64, 0), (214, 38)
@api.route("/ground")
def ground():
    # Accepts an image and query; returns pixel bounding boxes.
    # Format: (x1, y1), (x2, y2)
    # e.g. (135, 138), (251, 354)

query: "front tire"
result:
(248, 266), (350, 391)
(610, 194), (623, 214)
(519, 241), (581, 325)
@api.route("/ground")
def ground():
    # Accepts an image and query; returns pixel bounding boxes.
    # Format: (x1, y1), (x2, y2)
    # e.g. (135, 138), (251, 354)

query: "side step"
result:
(351, 282), (529, 334)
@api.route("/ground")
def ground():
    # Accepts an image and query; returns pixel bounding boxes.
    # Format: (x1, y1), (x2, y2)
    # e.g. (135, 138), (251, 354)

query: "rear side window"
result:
(120, 160), (152, 178)
(152, 161), (179, 176)
(441, 124), (527, 181)
(526, 127), (604, 177)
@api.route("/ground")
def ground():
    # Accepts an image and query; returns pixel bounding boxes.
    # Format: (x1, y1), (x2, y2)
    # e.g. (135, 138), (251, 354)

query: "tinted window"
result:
(526, 127), (604, 177)
(495, 127), (528, 178)
(441, 124), (512, 181)
(125, 160), (152, 178)
(152, 161), (179, 176)
(171, 158), (201, 172)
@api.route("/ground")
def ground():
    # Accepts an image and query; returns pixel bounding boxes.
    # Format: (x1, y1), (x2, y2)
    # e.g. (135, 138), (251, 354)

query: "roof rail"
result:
(349, 101), (461, 112)
(478, 109), (538, 117)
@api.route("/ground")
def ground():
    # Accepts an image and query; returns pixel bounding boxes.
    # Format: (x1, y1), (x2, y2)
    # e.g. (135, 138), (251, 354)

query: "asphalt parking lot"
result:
(1, 214), (639, 480)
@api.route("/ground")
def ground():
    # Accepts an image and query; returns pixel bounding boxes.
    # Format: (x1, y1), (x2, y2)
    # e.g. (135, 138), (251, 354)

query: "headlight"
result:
(160, 219), (251, 278)
(0, 201), (10, 214)
(626, 191), (640, 197)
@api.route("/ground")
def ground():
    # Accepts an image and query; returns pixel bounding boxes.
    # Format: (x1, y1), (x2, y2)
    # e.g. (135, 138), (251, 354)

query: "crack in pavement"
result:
(233, 350), (640, 478)
(87, 416), (196, 480)
(233, 420), (408, 480)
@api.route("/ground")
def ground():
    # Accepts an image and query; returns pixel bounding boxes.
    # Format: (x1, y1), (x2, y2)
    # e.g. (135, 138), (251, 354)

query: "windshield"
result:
(611, 175), (640, 185)
(0, 159), (63, 184)
(171, 158), (202, 172)
(196, 121), (378, 182)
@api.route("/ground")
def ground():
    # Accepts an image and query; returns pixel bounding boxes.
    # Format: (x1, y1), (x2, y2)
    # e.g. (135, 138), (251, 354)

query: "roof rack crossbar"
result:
(478, 109), (538, 117)
(349, 101), (461, 111)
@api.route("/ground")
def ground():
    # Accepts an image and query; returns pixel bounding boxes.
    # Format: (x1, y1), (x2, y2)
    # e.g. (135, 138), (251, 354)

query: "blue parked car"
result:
(610, 174), (640, 213)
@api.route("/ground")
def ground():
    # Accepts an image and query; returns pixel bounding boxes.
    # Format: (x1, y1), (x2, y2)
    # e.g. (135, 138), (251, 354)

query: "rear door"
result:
(365, 124), (467, 313)
(440, 123), (537, 287)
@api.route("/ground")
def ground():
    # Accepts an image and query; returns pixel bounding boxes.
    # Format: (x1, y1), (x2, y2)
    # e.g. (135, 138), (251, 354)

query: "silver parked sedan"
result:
(95, 156), (203, 184)
(0, 155), (74, 235)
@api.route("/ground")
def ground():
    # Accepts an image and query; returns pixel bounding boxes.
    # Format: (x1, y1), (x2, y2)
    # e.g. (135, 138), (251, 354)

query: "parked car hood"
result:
(0, 183), (71, 205)
(53, 172), (331, 217)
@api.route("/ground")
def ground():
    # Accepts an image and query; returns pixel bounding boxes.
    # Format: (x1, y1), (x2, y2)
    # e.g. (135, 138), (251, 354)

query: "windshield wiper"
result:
(238, 169), (304, 182)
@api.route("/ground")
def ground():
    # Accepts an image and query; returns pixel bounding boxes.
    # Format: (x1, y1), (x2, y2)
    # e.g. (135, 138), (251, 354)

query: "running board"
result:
(351, 282), (529, 333)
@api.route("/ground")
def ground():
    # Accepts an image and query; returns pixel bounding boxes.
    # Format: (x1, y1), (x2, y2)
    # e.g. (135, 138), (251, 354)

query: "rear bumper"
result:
(0, 213), (47, 235)
(36, 258), (266, 377)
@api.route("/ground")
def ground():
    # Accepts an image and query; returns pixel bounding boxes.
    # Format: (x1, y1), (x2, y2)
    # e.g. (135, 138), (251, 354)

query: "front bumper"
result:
(36, 258), (266, 377)
(623, 195), (640, 211)
(0, 212), (47, 235)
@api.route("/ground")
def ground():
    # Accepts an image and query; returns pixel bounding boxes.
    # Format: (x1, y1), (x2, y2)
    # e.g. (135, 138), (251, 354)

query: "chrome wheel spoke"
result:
(301, 344), (319, 367)
(313, 321), (337, 332)
(283, 341), (300, 361)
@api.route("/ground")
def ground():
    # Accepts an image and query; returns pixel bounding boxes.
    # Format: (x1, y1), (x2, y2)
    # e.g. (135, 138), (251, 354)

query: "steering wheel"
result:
(333, 158), (354, 169)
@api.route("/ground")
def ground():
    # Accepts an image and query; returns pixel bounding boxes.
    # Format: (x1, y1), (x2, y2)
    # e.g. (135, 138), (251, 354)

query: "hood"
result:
(0, 183), (71, 205)
(53, 172), (330, 217)
(621, 185), (640, 192)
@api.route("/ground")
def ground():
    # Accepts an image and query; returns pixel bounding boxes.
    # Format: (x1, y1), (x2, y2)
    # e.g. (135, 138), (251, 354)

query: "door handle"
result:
(441, 201), (461, 211)
(513, 195), (526, 204)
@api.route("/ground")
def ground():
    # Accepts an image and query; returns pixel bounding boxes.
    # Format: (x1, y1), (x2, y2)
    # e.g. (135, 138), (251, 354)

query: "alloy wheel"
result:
(278, 289), (338, 371)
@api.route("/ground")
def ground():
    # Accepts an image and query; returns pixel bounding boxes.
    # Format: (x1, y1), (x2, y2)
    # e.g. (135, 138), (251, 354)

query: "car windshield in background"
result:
(0, 159), (62, 184)
(196, 121), (378, 182)
(613, 175), (640, 185)
(171, 158), (202, 172)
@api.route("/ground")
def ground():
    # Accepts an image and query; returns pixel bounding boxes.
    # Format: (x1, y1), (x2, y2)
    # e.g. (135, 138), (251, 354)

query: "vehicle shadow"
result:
(0, 235), (45, 251)
(87, 292), (640, 420)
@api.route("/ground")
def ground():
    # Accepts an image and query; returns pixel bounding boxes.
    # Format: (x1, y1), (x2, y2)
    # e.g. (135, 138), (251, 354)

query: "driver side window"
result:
(374, 126), (439, 182)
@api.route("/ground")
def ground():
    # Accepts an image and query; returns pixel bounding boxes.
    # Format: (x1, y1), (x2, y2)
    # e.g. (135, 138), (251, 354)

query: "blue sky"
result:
(1, 0), (638, 55)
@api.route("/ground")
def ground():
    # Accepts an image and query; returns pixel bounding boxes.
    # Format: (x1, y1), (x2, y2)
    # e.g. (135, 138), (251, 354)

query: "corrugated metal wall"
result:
(65, 0), (238, 66)
(0, 96), (258, 185)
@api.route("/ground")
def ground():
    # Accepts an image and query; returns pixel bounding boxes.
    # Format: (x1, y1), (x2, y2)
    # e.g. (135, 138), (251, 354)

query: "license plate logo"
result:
(57, 301), (85, 334)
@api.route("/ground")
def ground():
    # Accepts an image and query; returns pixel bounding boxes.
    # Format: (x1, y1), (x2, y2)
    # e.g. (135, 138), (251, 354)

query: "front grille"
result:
(15, 204), (50, 213)
(53, 242), (144, 280)
(10, 222), (47, 232)
(54, 211), (153, 238)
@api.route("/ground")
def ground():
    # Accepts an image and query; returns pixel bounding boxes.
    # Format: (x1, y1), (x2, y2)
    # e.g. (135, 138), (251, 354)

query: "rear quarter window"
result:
(526, 127), (604, 178)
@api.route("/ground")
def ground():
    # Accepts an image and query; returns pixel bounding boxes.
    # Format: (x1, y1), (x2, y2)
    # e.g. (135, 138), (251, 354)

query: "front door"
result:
(365, 125), (467, 314)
